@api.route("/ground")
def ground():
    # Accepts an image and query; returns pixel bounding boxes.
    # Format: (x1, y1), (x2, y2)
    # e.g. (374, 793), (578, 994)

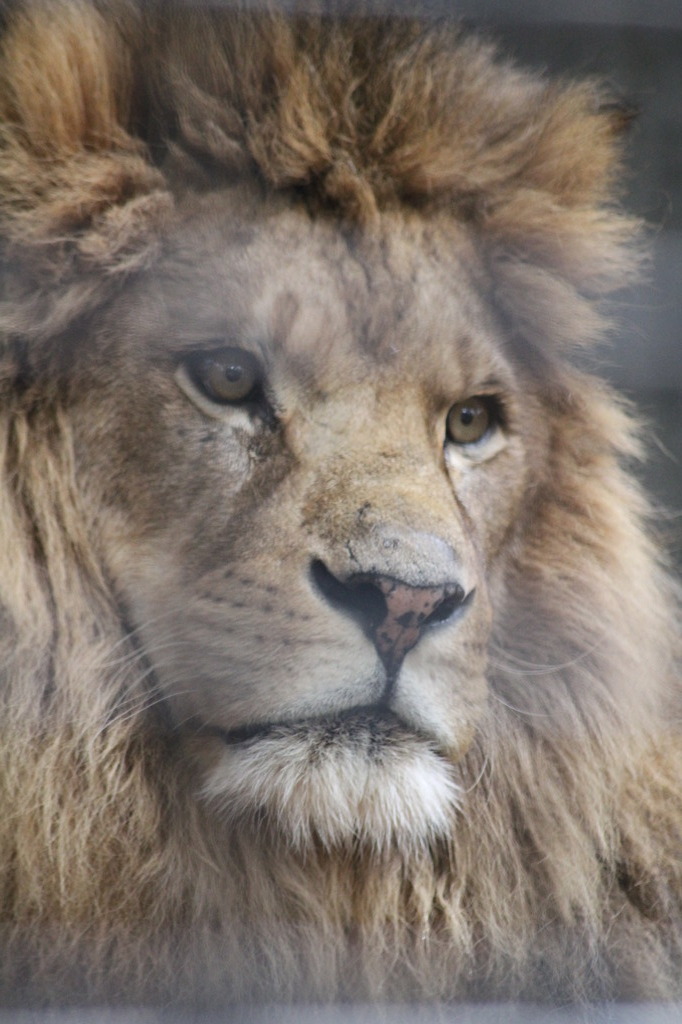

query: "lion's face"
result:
(70, 186), (534, 851)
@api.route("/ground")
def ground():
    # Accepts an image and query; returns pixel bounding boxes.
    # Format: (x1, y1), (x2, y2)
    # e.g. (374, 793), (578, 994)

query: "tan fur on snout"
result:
(0, 0), (681, 1008)
(298, 409), (480, 589)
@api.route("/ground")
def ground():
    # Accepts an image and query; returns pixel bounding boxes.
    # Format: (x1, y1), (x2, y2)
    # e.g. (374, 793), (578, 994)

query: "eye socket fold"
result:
(446, 396), (497, 446)
(183, 346), (262, 405)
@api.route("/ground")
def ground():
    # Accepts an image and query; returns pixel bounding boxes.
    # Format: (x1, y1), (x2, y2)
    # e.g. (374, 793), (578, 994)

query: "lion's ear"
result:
(0, 0), (171, 340)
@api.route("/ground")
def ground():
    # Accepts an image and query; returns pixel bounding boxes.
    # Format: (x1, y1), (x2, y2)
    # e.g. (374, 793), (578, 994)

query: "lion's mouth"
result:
(198, 706), (436, 750)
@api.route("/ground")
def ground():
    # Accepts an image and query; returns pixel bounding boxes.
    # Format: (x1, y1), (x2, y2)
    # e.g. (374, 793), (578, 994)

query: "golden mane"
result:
(0, 0), (680, 1007)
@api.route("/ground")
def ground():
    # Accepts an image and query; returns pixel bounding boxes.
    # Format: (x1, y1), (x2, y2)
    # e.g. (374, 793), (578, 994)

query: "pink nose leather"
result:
(369, 578), (453, 672)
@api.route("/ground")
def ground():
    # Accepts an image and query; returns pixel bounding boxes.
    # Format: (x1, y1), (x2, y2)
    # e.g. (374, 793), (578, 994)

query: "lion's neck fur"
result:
(1, 406), (681, 1005)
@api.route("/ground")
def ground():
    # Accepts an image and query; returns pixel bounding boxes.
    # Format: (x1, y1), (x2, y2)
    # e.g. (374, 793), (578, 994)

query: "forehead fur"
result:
(155, 11), (620, 214)
(0, 0), (641, 346)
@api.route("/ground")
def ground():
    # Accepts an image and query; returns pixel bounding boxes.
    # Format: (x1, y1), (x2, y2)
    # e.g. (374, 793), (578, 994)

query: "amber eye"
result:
(446, 396), (494, 445)
(185, 347), (261, 405)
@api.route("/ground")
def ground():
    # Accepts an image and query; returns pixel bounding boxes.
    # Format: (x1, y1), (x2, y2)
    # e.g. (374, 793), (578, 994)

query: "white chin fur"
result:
(200, 718), (461, 854)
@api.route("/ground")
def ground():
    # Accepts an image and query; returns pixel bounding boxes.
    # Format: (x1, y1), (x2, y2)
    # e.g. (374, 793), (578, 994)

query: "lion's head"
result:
(0, 0), (681, 1007)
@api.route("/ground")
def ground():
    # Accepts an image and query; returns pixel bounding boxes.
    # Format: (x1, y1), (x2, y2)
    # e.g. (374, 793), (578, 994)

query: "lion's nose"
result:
(311, 560), (471, 674)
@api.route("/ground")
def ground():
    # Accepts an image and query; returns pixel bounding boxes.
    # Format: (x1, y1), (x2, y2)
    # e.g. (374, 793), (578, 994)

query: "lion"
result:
(0, 0), (681, 1008)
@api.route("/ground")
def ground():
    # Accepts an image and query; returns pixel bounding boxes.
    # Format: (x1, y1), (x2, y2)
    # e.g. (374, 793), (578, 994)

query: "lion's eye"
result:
(184, 347), (261, 405)
(446, 396), (494, 445)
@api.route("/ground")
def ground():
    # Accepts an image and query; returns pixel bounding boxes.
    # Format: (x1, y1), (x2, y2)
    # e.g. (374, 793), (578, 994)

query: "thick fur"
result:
(1, 0), (681, 1008)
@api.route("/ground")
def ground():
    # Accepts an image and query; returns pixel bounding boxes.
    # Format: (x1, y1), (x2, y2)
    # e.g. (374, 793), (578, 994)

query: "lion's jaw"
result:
(85, 198), (527, 853)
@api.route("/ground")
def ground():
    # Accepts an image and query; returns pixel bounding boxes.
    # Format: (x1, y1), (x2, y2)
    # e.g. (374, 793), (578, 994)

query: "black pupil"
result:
(225, 365), (243, 382)
(460, 408), (475, 425)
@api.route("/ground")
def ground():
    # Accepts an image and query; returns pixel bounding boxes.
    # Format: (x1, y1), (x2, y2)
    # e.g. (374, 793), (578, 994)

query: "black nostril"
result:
(424, 584), (470, 625)
(310, 559), (387, 630)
